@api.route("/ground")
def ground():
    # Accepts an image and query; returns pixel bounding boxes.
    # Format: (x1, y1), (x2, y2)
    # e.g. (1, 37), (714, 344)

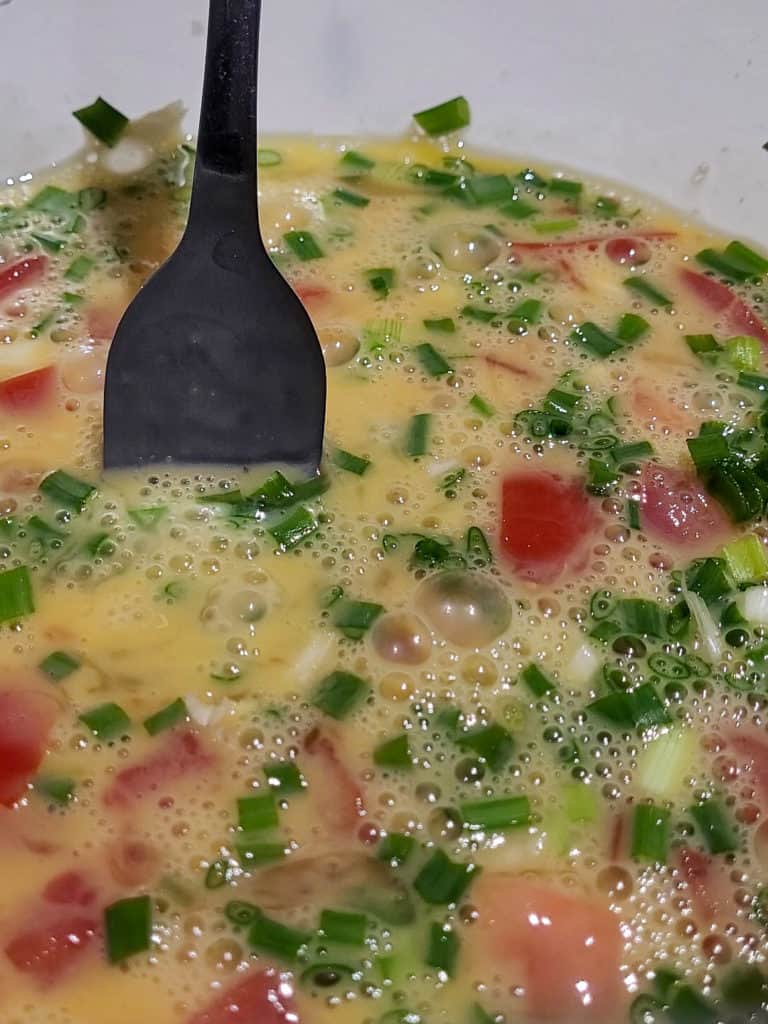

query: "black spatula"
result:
(102, 0), (326, 474)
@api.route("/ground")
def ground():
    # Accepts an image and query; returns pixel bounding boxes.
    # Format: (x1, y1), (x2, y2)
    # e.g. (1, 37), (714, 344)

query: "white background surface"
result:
(1, 0), (767, 238)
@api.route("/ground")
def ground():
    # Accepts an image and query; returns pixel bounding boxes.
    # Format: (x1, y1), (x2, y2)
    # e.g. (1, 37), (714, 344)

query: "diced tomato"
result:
(640, 464), (729, 547)
(604, 237), (651, 265)
(0, 366), (56, 415)
(106, 837), (159, 886)
(304, 727), (365, 832)
(508, 231), (675, 254)
(679, 268), (768, 346)
(104, 729), (214, 808)
(631, 378), (697, 433)
(0, 255), (47, 302)
(4, 914), (99, 986)
(473, 875), (622, 1021)
(87, 306), (122, 343)
(43, 871), (97, 908)
(500, 471), (598, 584)
(724, 728), (768, 805)
(555, 256), (588, 290)
(188, 968), (300, 1024)
(292, 282), (331, 309)
(675, 845), (733, 926)
(0, 689), (58, 807)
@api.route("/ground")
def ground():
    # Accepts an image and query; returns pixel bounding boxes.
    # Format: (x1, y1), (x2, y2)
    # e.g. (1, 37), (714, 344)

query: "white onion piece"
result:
(427, 459), (460, 478)
(185, 695), (234, 727)
(291, 630), (334, 684)
(684, 589), (722, 660)
(566, 643), (599, 687)
(740, 586), (768, 625)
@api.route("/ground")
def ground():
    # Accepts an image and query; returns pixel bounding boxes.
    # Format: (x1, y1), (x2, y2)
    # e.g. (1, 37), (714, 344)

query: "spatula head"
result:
(103, 225), (326, 473)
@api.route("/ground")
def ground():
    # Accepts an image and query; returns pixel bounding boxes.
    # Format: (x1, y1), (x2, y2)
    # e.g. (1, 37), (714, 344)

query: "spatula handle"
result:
(187, 0), (262, 229)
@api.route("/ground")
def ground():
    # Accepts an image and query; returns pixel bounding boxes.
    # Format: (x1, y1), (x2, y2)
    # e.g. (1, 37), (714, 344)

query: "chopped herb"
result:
(425, 923), (460, 977)
(331, 186), (369, 207)
(283, 230), (324, 261)
(468, 393), (495, 417)
(464, 174), (514, 205)
(415, 342), (451, 376)
(405, 413), (431, 457)
(460, 795), (531, 831)
(377, 832), (416, 866)
(413, 96), (470, 136)
(235, 839), (285, 866)
(338, 150), (375, 175)
(332, 448), (371, 475)
(143, 698), (188, 736)
(616, 313), (650, 342)
(549, 177), (583, 199)
(104, 895), (152, 962)
(689, 799), (737, 854)
(78, 702), (131, 739)
(39, 650), (80, 682)
(77, 186), (107, 211)
(39, 470), (96, 511)
(320, 908), (366, 945)
(128, 506), (168, 529)
(588, 683), (670, 733)
(365, 267), (395, 298)
(498, 197), (537, 220)
(27, 185), (78, 213)
(595, 195), (620, 217)
(509, 298), (542, 323)
(264, 762), (305, 794)
(35, 775), (76, 805)
(610, 440), (654, 466)
(457, 723), (514, 771)
(248, 910), (311, 961)
(423, 317), (455, 333)
(414, 849), (480, 905)
(461, 305), (497, 323)
(631, 803), (670, 864)
(312, 670), (369, 719)
(686, 333), (721, 357)
(373, 734), (412, 769)
(465, 525), (492, 565)
(73, 96), (129, 147)
(332, 599), (384, 640)
(238, 793), (279, 831)
(521, 663), (557, 698)
(623, 277), (672, 306)
(0, 566), (34, 623)
(31, 233), (64, 253)
(571, 321), (623, 358)
(64, 255), (95, 282)
(268, 506), (318, 550)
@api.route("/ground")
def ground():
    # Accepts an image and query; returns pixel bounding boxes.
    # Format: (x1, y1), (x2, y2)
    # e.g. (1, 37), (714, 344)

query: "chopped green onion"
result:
(631, 803), (670, 864)
(722, 534), (768, 585)
(312, 670), (369, 719)
(636, 728), (698, 801)
(248, 470), (296, 509)
(0, 566), (34, 623)
(283, 230), (324, 261)
(465, 174), (514, 205)
(39, 469), (96, 511)
(264, 762), (305, 793)
(737, 371), (768, 392)
(623, 277), (672, 306)
(456, 723), (514, 771)
(594, 195), (621, 217)
(588, 684), (670, 732)
(610, 440), (654, 466)
(248, 909), (311, 961)
(521, 663), (557, 698)
(461, 305), (497, 323)
(31, 233), (64, 253)
(498, 197), (537, 220)
(572, 321), (623, 358)
(549, 177), (583, 199)
(687, 432), (730, 473)
(666, 984), (717, 1023)
(224, 899), (259, 925)
(73, 97), (129, 147)
(405, 413), (431, 457)
(338, 150), (375, 175)
(27, 185), (77, 213)
(78, 186), (107, 211)
(460, 795), (530, 831)
(64, 255), (94, 282)
(726, 335), (761, 372)
(238, 793), (279, 831)
(62, 291), (84, 306)
(34, 775), (76, 805)
(331, 187), (369, 207)
(373, 734), (412, 769)
(415, 342), (451, 376)
(205, 859), (231, 889)
(689, 799), (737, 854)
(468, 393), (495, 417)
(562, 781), (599, 822)
(696, 247), (754, 281)
(465, 525), (492, 565)
(509, 298), (542, 323)
(79, 702), (130, 739)
(408, 164), (460, 188)
(532, 218), (579, 235)
(38, 650), (80, 682)
(332, 599), (384, 639)
(685, 333), (722, 357)
(617, 598), (666, 637)
(720, 963), (767, 1011)
(104, 895), (152, 963)
(413, 96), (470, 135)
(627, 499), (642, 530)
(517, 167), (548, 188)
(319, 908), (366, 946)
(236, 839), (285, 866)
(128, 506), (168, 529)
(724, 240), (768, 276)
(423, 317), (455, 333)
(143, 697), (188, 736)
(268, 506), (318, 550)
(686, 557), (733, 603)
(332, 448), (371, 476)
(27, 515), (66, 543)
(377, 832), (416, 866)
(425, 922), (460, 977)
(365, 267), (395, 298)
(586, 457), (619, 496)
(616, 313), (651, 342)
(84, 532), (114, 558)
(413, 849), (480, 905)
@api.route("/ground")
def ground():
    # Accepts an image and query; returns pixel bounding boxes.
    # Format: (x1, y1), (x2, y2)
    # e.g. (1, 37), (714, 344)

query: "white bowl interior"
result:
(2, 0), (767, 240)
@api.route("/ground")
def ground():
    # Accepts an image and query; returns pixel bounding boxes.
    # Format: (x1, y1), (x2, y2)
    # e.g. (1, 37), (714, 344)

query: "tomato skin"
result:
(0, 366), (56, 414)
(304, 727), (365, 832)
(640, 464), (729, 547)
(104, 729), (213, 807)
(508, 231), (674, 254)
(679, 268), (768, 346)
(0, 256), (47, 302)
(473, 875), (622, 1021)
(188, 968), (300, 1024)
(4, 914), (99, 986)
(0, 689), (58, 807)
(292, 282), (330, 309)
(604, 237), (652, 264)
(500, 471), (597, 584)
(42, 871), (97, 907)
